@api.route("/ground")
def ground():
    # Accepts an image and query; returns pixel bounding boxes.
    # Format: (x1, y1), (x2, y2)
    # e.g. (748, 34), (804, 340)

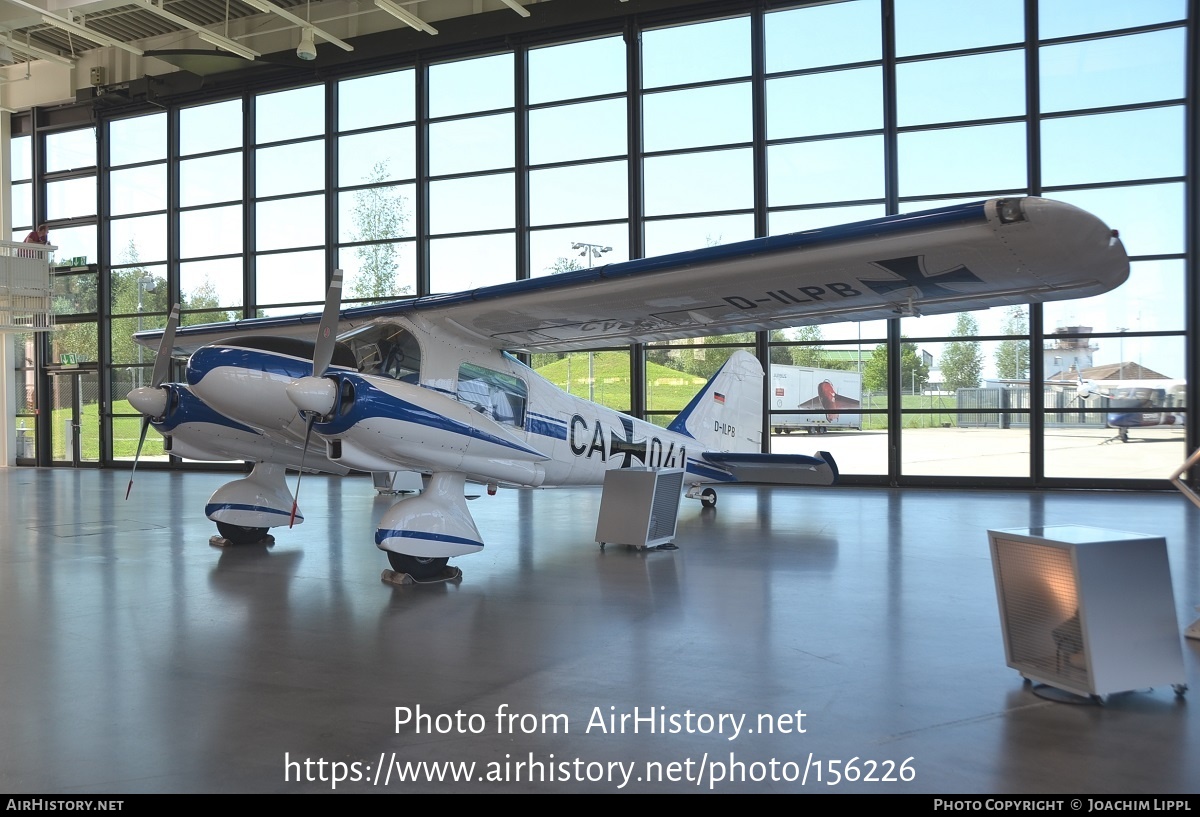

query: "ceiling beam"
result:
(0, 32), (74, 65)
(39, 11), (144, 54)
(373, 0), (436, 35)
(238, 0), (353, 52)
(497, 0), (530, 18)
(131, 0), (260, 59)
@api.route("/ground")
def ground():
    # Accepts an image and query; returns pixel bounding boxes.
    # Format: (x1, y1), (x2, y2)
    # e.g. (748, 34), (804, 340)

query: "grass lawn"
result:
(532, 352), (709, 414)
(854, 394), (961, 430)
(49, 398), (164, 461)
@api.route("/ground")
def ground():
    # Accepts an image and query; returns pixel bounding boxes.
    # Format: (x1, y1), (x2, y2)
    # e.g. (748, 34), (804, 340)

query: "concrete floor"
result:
(1, 467), (1197, 794)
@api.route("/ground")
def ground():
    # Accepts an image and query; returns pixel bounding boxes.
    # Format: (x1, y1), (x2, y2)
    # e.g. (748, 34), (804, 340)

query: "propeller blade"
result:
(289, 414), (315, 528)
(125, 416), (152, 500)
(126, 305), (179, 500)
(312, 269), (343, 378)
(150, 304), (180, 388)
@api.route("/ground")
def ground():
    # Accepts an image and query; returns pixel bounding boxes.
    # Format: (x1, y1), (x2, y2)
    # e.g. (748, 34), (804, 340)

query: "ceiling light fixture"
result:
(197, 30), (259, 60)
(296, 28), (317, 60)
(373, 0), (438, 35)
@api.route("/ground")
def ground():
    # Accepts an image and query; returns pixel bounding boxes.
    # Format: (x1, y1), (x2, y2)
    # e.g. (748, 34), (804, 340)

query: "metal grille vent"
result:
(647, 470), (684, 540)
(991, 537), (1089, 688)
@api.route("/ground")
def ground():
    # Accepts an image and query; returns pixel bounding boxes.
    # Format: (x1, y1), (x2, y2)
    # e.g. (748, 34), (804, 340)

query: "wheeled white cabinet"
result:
(595, 468), (684, 549)
(987, 525), (1187, 699)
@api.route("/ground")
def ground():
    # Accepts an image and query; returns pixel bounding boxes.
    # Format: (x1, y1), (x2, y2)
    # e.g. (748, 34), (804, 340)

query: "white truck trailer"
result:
(769, 365), (862, 434)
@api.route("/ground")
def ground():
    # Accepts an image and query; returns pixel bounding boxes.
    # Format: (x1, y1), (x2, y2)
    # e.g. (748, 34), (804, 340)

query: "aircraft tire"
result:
(700, 488), (717, 508)
(216, 522), (269, 545)
(387, 551), (449, 580)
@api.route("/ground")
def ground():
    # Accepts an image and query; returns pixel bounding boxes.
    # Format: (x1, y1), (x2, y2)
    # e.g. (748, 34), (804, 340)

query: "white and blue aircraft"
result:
(1075, 377), (1187, 443)
(128, 197), (1129, 579)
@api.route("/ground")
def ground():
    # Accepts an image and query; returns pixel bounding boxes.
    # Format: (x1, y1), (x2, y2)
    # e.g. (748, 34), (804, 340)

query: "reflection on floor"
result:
(0, 468), (1196, 793)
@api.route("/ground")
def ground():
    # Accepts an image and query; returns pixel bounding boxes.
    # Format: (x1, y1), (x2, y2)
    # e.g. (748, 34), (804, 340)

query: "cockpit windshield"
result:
(341, 322), (422, 382)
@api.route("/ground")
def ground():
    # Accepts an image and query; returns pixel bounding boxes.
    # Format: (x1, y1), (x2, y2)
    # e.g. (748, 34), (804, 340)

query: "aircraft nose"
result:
(128, 386), (169, 419)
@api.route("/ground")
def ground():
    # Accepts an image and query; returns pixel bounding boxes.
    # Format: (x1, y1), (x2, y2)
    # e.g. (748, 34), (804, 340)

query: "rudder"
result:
(667, 349), (763, 453)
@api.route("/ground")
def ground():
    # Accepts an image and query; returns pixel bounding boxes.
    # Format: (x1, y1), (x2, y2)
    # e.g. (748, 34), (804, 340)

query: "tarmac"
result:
(772, 427), (1187, 480)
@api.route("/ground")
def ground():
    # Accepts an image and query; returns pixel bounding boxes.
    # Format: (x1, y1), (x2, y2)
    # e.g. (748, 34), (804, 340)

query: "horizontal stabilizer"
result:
(701, 451), (838, 486)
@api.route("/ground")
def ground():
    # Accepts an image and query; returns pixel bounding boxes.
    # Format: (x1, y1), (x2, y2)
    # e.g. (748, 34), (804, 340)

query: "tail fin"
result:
(667, 350), (762, 453)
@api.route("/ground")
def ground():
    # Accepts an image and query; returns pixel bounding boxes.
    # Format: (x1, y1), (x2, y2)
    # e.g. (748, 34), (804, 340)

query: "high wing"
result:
(138, 197), (1127, 355)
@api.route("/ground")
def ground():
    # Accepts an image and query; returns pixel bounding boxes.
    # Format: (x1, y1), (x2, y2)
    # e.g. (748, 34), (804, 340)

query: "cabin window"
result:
(344, 322), (422, 382)
(457, 363), (527, 427)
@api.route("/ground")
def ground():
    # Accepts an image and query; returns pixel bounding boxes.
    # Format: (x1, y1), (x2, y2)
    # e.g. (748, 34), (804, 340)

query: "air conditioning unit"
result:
(988, 525), (1187, 700)
(595, 468), (685, 549)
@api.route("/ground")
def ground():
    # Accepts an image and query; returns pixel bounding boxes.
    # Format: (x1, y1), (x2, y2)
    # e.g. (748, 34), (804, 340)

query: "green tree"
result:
(546, 256), (584, 275)
(790, 325), (827, 368)
(995, 306), (1030, 380)
(939, 313), (983, 391)
(863, 342), (888, 392)
(56, 241), (167, 365)
(181, 276), (235, 327)
(862, 338), (929, 393)
(348, 160), (410, 300)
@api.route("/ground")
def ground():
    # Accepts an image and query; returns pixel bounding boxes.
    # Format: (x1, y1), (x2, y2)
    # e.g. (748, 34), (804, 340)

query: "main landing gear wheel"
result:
(700, 488), (717, 508)
(387, 551), (450, 581)
(216, 522), (269, 545)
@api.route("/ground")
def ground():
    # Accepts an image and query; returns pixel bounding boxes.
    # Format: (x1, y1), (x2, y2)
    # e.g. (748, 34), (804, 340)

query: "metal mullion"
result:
(528, 153), (631, 174)
(416, 56), (430, 296)
(255, 133), (329, 151)
(529, 216), (630, 233)
(339, 177), (419, 194)
(894, 42), (1026, 64)
(642, 207), (755, 223)
(1027, 0), (1046, 485)
(642, 73), (752, 97)
(108, 207), (170, 222)
(97, 116), (113, 466)
(526, 90), (627, 113)
(41, 167), (99, 183)
(516, 42), (530, 281)
(1038, 19), (1189, 48)
(751, 6), (770, 450)
(641, 141), (754, 160)
(879, 0), (903, 484)
(425, 227), (517, 242)
(766, 128), (887, 149)
(338, 120), (418, 140)
(426, 167), (517, 184)
(1186, 0), (1199, 479)
(626, 17), (645, 421)
(764, 58), (884, 83)
(895, 115), (1027, 135)
(898, 188), (1029, 206)
(1038, 98), (1188, 120)
(1042, 176), (1187, 194)
(426, 106), (516, 126)
(326, 78), (338, 285)
(243, 92), (256, 318)
(176, 145), (244, 164)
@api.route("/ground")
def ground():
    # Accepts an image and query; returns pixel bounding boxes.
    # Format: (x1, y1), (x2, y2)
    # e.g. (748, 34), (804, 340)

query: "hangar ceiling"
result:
(0, 0), (551, 66)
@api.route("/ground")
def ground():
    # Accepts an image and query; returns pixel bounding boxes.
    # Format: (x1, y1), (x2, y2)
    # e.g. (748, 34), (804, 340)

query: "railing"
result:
(0, 240), (56, 332)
